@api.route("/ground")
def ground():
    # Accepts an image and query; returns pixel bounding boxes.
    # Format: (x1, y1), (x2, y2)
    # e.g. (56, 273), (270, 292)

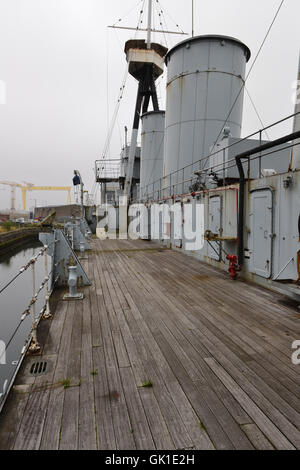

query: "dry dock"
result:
(0, 238), (300, 450)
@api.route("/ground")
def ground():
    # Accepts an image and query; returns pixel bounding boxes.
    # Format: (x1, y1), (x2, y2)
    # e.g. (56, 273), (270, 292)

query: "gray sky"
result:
(0, 0), (299, 209)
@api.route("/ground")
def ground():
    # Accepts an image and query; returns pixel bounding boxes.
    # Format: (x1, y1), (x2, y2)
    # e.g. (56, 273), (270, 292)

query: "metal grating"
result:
(29, 361), (48, 376)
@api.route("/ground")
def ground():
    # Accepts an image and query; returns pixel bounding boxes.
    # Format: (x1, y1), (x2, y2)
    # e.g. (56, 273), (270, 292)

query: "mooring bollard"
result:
(63, 265), (84, 301)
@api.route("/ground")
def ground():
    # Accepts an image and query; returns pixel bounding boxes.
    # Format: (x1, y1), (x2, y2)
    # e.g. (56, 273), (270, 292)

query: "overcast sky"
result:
(0, 0), (299, 210)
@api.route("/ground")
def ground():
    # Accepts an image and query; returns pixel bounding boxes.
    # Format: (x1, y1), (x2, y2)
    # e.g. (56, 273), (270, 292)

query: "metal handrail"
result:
(134, 110), (300, 203)
(0, 240), (59, 370)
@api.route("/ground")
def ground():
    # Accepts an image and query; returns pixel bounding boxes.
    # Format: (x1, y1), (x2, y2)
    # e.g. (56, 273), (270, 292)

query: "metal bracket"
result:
(39, 229), (91, 287)
(64, 221), (91, 251)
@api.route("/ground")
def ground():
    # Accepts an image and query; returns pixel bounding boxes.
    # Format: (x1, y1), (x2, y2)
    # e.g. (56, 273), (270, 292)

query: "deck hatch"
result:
(29, 361), (48, 376)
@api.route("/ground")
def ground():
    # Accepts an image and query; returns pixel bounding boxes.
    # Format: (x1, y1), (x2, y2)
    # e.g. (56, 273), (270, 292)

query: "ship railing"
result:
(0, 239), (59, 409)
(133, 110), (300, 204)
(95, 159), (122, 182)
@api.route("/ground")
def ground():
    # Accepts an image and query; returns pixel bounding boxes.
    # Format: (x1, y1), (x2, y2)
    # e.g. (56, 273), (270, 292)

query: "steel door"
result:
(172, 203), (183, 248)
(208, 196), (221, 261)
(249, 189), (273, 278)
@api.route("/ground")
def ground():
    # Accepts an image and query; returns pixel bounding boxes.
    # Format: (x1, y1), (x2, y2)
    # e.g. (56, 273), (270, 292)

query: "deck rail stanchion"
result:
(43, 245), (52, 320)
(28, 258), (40, 353)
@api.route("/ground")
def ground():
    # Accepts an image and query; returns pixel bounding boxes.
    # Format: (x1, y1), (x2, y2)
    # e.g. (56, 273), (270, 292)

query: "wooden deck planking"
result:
(129, 250), (300, 400)
(94, 249), (136, 450)
(102, 248), (212, 450)
(0, 238), (299, 450)
(96, 247), (193, 450)
(99, 244), (300, 450)
(78, 284), (97, 451)
(136, 249), (298, 357)
(106, 251), (224, 450)
(96, 244), (300, 450)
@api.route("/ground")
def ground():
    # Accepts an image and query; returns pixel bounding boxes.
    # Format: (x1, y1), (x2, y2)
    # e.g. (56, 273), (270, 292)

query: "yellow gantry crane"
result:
(0, 181), (71, 211)
(20, 184), (71, 210)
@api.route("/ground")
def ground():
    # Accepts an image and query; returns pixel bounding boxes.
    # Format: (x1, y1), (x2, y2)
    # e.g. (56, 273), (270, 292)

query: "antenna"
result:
(108, 0), (188, 37)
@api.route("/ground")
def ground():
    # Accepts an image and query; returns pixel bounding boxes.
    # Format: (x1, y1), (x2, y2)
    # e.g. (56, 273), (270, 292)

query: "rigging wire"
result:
(245, 86), (271, 141)
(92, 2), (147, 200)
(154, 0), (168, 48)
(112, 0), (145, 27)
(101, 1), (146, 161)
(156, 0), (185, 35)
(207, 0), (286, 165)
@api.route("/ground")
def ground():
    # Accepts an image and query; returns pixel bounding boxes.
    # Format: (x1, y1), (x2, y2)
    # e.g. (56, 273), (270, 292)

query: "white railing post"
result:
(43, 246), (52, 319)
(28, 258), (40, 353)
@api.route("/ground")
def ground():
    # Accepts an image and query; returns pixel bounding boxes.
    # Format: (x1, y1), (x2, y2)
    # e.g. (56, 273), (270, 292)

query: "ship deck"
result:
(1, 238), (300, 450)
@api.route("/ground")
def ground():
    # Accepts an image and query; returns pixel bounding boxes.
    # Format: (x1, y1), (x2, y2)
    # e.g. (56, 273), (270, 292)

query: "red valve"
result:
(226, 254), (239, 280)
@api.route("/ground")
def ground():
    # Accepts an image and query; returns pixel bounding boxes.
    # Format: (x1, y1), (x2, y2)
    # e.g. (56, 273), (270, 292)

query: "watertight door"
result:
(208, 196), (221, 261)
(249, 190), (273, 278)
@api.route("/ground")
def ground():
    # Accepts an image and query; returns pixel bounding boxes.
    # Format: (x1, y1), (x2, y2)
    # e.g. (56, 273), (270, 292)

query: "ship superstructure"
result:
(95, 1), (300, 300)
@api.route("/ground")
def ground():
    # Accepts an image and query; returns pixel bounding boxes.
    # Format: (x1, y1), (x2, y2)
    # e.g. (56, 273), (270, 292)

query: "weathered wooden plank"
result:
(112, 330), (131, 369)
(59, 386), (79, 450)
(241, 424), (274, 450)
(137, 386), (175, 450)
(39, 387), (64, 450)
(153, 331), (234, 450)
(0, 389), (30, 450)
(78, 290), (97, 450)
(89, 260), (103, 348)
(162, 248), (300, 338)
(13, 388), (51, 450)
(93, 346), (116, 450)
(117, 251), (249, 440)
(194, 382), (253, 450)
(133, 252), (300, 406)
(40, 302), (73, 450)
(13, 301), (70, 450)
(42, 301), (68, 356)
(95, 251), (136, 450)
(78, 379), (97, 450)
(198, 364), (252, 426)
(104, 249), (200, 450)
(204, 358), (295, 450)
(145, 249), (299, 359)
(58, 295), (83, 449)
(187, 326), (300, 443)
(66, 299), (83, 382)
(119, 366), (155, 449)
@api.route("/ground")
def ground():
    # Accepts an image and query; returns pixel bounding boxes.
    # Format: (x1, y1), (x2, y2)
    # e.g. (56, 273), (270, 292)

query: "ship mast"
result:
(147, 0), (152, 49)
(107, 0), (187, 201)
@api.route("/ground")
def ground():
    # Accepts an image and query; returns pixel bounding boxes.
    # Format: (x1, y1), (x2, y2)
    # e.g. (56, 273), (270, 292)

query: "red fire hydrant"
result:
(226, 254), (239, 280)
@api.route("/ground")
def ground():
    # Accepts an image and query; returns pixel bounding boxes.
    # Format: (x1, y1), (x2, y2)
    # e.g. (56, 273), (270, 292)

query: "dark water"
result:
(0, 241), (49, 402)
